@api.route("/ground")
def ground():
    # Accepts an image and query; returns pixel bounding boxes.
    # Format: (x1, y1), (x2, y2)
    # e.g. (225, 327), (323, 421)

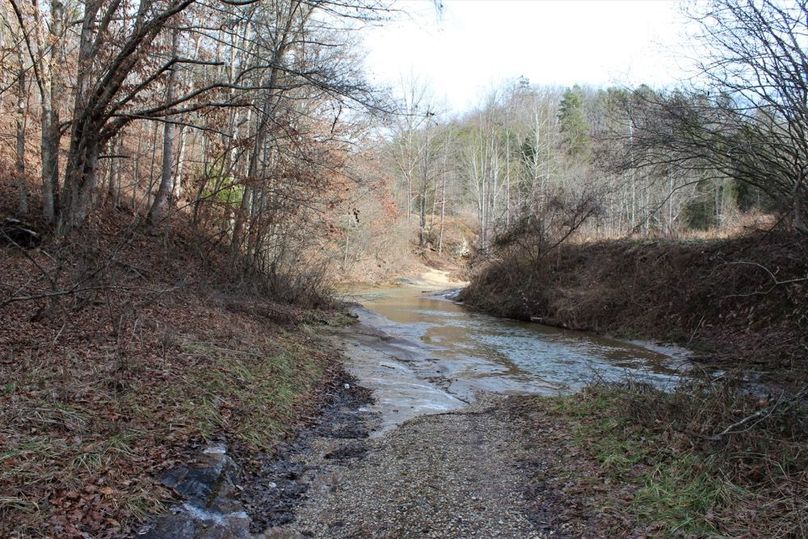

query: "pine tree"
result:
(558, 86), (590, 158)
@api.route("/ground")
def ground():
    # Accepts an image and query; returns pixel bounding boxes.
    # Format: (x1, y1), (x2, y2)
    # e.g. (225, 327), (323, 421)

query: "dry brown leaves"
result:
(0, 207), (338, 537)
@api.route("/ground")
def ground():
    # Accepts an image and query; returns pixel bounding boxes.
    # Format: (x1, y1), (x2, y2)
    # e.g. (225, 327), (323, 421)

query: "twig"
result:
(0, 284), (183, 307)
(714, 393), (784, 438)
(688, 314), (706, 344)
(1, 228), (57, 291)
(710, 386), (807, 439)
(719, 260), (808, 298)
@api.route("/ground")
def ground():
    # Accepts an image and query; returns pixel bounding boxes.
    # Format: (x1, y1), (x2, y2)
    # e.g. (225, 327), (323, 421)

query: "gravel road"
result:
(267, 398), (544, 539)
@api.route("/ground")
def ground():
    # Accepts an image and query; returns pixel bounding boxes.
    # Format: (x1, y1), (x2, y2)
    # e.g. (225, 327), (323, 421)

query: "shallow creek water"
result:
(339, 284), (690, 434)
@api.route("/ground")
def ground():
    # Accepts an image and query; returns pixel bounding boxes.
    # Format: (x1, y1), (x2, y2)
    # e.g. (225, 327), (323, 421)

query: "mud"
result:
(238, 373), (376, 533)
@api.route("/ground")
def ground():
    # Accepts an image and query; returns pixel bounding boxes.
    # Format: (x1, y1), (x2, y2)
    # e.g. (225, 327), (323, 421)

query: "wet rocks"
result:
(140, 373), (375, 538)
(142, 444), (253, 539)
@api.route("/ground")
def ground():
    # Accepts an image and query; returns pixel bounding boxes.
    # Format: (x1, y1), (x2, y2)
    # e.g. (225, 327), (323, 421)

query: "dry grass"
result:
(462, 228), (808, 374)
(475, 219), (807, 535)
(573, 212), (778, 244)
(0, 295), (340, 538)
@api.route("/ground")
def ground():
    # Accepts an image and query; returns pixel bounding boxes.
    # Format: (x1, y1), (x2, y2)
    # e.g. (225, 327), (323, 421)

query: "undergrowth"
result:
(525, 379), (808, 536)
(462, 230), (808, 374)
(0, 324), (338, 537)
(0, 208), (348, 537)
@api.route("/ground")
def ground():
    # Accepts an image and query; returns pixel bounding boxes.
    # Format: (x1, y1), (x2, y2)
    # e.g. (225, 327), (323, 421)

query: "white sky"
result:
(360, 0), (697, 113)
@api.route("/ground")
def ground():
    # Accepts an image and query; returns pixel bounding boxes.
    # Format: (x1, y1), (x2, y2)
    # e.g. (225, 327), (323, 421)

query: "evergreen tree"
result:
(558, 86), (590, 158)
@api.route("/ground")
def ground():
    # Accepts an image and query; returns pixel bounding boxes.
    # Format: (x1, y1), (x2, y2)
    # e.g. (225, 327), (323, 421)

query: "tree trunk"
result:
(192, 134), (210, 226)
(174, 125), (187, 201)
(133, 128), (144, 211)
(438, 157), (447, 254)
(41, 110), (59, 224)
(108, 137), (122, 207)
(147, 120), (176, 224)
(419, 195), (427, 247)
(55, 0), (103, 233)
(14, 58), (28, 216)
(60, 128), (102, 233)
(34, 0), (65, 225)
(148, 32), (179, 225)
(505, 131), (510, 229)
(231, 116), (264, 258)
(419, 121), (432, 248)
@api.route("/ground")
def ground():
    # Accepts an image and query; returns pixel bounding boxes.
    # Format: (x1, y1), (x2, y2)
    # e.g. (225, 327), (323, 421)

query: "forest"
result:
(0, 0), (806, 536)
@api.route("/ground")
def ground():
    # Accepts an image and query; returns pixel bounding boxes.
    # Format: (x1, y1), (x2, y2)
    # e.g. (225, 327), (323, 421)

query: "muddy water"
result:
(343, 285), (689, 425)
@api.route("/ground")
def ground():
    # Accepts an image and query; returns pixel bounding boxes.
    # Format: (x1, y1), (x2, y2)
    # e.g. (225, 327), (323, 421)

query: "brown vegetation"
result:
(0, 202), (346, 537)
(337, 209), (475, 287)
(461, 229), (808, 372)
(510, 378), (808, 537)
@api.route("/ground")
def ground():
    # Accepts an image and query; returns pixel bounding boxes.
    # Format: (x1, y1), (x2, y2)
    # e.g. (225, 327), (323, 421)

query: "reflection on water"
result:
(351, 287), (687, 396)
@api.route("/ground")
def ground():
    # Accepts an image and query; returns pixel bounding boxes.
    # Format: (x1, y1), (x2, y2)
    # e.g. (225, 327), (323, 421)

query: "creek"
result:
(340, 282), (690, 434)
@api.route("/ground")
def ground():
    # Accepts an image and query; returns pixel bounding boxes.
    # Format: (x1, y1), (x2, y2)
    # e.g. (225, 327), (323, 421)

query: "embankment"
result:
(461, 231), (807, 371)
(0, 208), (352, 537)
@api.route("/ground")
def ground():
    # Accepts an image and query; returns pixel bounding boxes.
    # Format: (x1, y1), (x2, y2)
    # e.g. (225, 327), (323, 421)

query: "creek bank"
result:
(138, 275), (804, 538)
(455, 232), (807, 536)
(460, 231), (808, 377)
(139, 370), (375, 538)
(243, 266), (805, 538)
(0, 207), (354, 538)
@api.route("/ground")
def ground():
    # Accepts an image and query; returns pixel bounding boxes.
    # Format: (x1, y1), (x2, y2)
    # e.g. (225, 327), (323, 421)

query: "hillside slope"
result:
(0, 206), (347, 537)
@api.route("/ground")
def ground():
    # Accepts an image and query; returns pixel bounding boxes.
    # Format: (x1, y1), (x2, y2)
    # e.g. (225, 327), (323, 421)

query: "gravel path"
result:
(250, 296), (553, 539)
(269, 399), (543, 538)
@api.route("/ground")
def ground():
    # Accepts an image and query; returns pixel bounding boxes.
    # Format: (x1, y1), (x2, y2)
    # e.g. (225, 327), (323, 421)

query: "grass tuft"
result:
(517, 377), (808, 537)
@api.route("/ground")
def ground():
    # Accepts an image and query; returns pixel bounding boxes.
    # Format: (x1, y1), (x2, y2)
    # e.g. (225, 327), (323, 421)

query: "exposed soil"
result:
(336, 215), (474, 289)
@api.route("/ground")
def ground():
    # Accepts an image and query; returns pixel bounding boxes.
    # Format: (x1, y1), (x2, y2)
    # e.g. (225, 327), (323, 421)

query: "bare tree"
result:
(612, 0), (808, 232)
(12, 44), (28, 215)
(5, 0), (388, 235)
(147, 28), (180, 225)
(6, 0), (67, 222)
(389, 77), (432, 224)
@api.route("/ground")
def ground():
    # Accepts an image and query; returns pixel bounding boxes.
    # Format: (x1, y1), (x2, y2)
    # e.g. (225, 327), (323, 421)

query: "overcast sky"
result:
(360, 0), (698, 113)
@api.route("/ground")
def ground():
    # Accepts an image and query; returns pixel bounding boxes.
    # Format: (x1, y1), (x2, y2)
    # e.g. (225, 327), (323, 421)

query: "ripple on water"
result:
(353, 286), (687, 396)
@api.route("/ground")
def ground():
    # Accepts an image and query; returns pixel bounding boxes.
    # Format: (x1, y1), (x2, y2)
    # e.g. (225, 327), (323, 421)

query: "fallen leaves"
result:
(0, 214), (340, 537)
